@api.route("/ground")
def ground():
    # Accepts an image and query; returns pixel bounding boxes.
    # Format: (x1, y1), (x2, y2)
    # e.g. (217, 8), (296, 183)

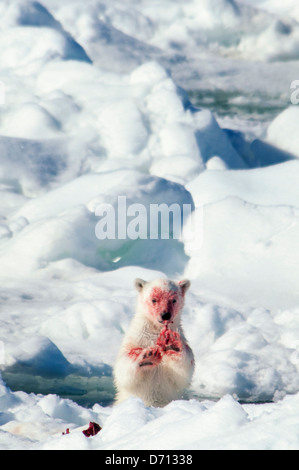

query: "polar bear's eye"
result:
(152, 299), (157, 303)
(172, 299), (177, 304)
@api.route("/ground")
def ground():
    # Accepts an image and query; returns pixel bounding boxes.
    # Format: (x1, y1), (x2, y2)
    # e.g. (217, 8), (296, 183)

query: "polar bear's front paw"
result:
(138, 346), (162, 368)
(157, 328), (182, 355)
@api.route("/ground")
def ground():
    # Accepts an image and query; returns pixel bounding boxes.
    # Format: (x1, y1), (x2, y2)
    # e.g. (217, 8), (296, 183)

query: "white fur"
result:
(113, 278), (195, 407)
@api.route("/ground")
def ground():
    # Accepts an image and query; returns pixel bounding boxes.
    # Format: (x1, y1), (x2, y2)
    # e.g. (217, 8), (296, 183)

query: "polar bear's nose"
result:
(161, 311), (171, 321)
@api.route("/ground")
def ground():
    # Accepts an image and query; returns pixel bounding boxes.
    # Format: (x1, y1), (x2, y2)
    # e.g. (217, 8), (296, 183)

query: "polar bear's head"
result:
(135, 278), (190, 327)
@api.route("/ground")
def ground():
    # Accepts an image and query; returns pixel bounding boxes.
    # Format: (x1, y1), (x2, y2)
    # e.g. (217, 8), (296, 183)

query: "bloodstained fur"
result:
(127, 321), (182, 367)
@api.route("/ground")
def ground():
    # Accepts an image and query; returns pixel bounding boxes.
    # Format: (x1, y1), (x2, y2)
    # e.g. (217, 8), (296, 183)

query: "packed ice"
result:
(0, 0), (299, 450)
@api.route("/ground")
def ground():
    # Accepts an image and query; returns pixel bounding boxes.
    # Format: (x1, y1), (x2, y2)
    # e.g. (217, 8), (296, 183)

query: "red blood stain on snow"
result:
(62, 422), (102, 438)
(82, 422), (102, 437)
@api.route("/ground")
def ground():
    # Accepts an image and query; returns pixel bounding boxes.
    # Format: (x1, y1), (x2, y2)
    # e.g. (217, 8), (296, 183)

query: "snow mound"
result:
(186, 160), (299, 208)
(266, 106), (299, 159)
(36, 59), (247, 178)
(0, 0), (91, 69)
(0, 58), (248, 196)
(0, 170), (193, 277)
(186, 297), (299, 402)
(43, 1), (158, 73)
(185, 197), (299, 309)
(35, 0), (299, 103)
(5, 336), (71, 378)
(54, 0), (299, 63)
(0, 0), (64, 30)
(0, 136), (68, 196)
(237, 18), (299, 62)
(241, 0), (299, 24)
(1, 103), (62, 140)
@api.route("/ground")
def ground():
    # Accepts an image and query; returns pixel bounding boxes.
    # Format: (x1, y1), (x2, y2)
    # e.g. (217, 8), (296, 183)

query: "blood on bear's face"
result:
(145, 286), (183, 325)
(135, 278), (190, 327)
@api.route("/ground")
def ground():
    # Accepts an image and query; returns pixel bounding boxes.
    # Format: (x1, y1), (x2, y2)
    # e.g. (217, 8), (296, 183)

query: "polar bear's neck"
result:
(128, 311), (181, 348)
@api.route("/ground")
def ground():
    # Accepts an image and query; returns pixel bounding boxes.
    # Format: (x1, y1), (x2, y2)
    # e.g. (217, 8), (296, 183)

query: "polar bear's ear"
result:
(178, 279), (191, 296)
(135, 278), (147, 292)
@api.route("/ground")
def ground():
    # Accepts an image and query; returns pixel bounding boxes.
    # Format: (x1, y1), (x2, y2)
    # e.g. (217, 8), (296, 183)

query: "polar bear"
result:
(113, 278), (194, 407)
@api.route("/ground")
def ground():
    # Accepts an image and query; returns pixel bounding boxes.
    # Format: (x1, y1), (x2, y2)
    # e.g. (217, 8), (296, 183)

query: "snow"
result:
(266, 106), (299, 159)
(1, 386), (299, 450)
(0, 0), (299, 451)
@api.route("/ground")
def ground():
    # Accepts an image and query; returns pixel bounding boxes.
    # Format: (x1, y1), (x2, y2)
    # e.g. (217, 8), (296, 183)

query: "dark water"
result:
(188, 89), (286, 121)
(2, 370), (116, 408)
